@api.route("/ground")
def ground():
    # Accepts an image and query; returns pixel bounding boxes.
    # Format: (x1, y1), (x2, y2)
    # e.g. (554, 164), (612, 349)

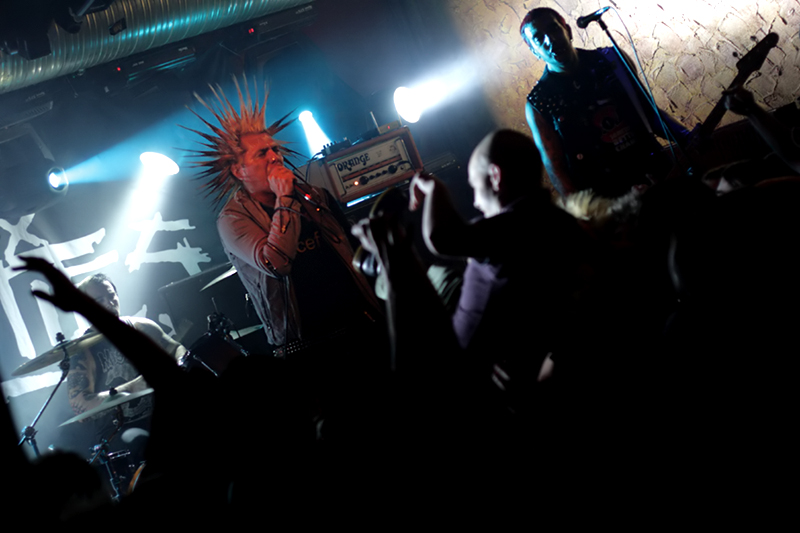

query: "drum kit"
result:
(11, 268), (255, 500)
(11, 332), (156, 499)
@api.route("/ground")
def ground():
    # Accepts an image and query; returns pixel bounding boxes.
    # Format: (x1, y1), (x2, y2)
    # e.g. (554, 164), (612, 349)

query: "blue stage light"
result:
(298, 111), (332, 157)
(47, 167), (68, 191)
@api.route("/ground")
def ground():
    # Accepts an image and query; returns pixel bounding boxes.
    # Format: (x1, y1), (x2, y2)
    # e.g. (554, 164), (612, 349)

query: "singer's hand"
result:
(269, 165), (296, 198)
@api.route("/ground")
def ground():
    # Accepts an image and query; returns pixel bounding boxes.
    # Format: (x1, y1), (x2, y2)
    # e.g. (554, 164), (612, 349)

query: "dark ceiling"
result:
(0, 0), (495, 172)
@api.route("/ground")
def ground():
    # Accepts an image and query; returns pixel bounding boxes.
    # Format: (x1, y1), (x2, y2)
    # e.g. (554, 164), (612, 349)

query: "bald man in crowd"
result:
(357, 129), (591, 416)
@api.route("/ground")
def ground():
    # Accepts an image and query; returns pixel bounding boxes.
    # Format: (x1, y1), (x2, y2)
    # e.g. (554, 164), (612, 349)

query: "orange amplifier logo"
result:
(324, 127), (422, 203)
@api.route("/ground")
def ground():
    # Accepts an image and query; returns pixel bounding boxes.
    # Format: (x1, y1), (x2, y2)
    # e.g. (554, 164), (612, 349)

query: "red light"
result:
(248, 28), (255, 34)
(117, 67), (121, 72)
(304, 194), (311, 201)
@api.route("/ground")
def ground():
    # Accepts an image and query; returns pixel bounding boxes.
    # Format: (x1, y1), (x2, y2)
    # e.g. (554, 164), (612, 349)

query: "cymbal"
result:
(11, 332), (104, 377)
(60, 388), (155, 426)
(201, 265), (237, 291)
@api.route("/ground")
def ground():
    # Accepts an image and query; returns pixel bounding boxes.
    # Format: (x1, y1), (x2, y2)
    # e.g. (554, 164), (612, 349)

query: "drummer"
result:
(67, 274), (186, 439)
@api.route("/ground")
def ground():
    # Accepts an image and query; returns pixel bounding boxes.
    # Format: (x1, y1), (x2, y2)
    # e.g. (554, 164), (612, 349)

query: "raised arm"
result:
(351, 215), (458, 376)
(409, 172), (473, 258)
(131, 317), (187, 364)
(526, 101), (575, 197)
(14, 257), (184, 392)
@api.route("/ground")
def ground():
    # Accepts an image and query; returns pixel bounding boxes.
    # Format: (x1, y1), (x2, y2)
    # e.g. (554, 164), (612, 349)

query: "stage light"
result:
(139, 152), (179, 176)
(394, 80), (450, 124)
(298, 111), (332, 157)
(394, 79), (451, 124)
(393, 87), (422, 123)
(47, 167), (68, 191)
(0, 124), (68, 219)
(394, 61), (477, 123)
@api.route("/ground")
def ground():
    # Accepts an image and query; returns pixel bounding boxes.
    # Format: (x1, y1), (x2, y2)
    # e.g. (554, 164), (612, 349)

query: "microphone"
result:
(576, 7), (610, 29)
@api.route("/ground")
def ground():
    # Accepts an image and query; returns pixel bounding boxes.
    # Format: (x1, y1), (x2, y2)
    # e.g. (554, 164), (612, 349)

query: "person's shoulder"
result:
(527, 77), (553, 108)
(217, 189), (269, 228)
(218, 188), (249, 214)
(126, 316), (161, 329)
(586, 47), (618, 66)
(126, 316), (173, 341)
(581, 47), (610, 57)
(467, 206), (519, 241)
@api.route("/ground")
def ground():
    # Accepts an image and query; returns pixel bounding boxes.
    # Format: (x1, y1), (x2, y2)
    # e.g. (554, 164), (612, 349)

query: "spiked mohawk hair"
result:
(183, 75), (300, 207)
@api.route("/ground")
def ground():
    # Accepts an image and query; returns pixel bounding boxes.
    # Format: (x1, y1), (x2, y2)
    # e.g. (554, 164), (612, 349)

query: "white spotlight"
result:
(298, 111), (332, 157)
(394, 87), (422, 123)
(394, 61), (476, 123)
(139, 152), (180, 176)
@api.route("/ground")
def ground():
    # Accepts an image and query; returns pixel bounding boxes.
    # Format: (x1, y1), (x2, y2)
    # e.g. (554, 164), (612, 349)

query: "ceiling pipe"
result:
(0, 0), (313, 95)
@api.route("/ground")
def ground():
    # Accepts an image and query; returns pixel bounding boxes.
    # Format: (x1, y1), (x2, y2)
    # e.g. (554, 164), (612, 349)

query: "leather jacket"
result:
(217, 183), (378, 346)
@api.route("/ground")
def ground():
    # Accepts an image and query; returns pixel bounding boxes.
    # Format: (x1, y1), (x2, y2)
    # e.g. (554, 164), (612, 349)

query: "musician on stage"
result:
(187, 78), (380, 353)
(520, 7), (690, 198)
(67, 273), (186, 427)
(186, 78), (386, 447)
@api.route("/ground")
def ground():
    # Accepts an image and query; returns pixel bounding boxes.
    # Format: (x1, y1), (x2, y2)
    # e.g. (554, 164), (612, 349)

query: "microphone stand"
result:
(17, 332), (71, 459)
(88, 403), (126, 501)
(592, 17), (689, 154)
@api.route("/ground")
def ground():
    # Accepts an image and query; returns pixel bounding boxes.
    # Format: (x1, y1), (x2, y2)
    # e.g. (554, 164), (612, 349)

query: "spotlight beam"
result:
(298, 111), (332, 157)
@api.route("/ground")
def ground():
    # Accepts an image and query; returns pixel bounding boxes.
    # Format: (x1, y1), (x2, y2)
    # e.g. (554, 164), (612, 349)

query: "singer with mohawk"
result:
(185, 77), (380, 354)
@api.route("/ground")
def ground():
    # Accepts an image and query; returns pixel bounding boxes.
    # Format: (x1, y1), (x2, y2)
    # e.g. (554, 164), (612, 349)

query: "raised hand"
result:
(352, 215), (395, 269)
(408, 171), (440, 212)
(12, 256), (90, 314)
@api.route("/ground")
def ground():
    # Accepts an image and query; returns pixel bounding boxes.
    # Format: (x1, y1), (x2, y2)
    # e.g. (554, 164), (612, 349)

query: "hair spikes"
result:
(184, 74), (296, 207)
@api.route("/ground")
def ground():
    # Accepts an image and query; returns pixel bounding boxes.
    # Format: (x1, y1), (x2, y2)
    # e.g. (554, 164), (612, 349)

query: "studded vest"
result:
(527, 48), (663, 196)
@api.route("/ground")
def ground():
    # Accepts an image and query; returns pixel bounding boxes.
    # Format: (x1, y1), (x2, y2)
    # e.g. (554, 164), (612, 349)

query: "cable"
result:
(608, 7), (684, 163)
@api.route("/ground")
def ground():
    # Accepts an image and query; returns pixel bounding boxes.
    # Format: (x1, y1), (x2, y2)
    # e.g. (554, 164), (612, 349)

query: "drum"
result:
(101, 449), (137, 499)
(180, 332), (248, 377)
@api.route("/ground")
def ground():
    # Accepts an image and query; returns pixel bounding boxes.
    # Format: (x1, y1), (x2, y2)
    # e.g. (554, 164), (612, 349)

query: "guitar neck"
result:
(697, 33), (779, 141)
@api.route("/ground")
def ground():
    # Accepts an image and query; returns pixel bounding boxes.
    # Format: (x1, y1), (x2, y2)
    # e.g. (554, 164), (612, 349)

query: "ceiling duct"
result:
(0, 0), (313, 96)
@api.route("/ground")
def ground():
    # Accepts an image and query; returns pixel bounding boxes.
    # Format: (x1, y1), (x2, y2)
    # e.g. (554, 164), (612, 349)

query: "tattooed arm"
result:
(66, 350), (101, 417)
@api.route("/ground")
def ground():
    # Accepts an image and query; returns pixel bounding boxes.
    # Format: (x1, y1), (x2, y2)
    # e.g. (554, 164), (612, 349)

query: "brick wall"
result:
(447, 0), (799, 134)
